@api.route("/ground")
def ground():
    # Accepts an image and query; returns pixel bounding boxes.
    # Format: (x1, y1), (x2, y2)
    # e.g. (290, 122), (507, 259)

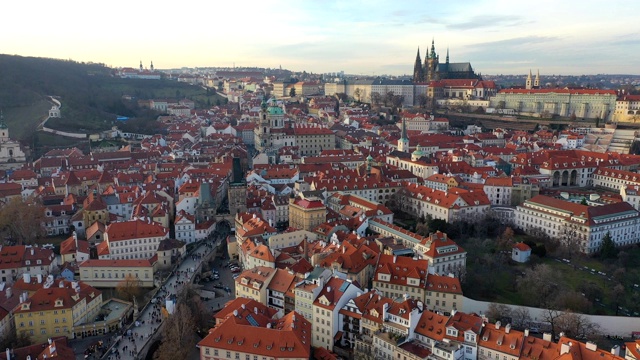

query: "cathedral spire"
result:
(534, 69), (540, 88)
(413, 47), (424, 82)
(430, 38), (436, 59)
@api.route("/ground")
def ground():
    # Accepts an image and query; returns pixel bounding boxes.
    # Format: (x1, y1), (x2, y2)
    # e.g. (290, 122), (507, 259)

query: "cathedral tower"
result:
(525, 70), (533, 90)
(425, 39), (440, 81)
(534, 69), (540, 88)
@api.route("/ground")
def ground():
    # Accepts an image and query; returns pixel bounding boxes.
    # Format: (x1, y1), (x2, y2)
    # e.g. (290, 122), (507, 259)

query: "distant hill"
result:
(0, 54), (224, 143)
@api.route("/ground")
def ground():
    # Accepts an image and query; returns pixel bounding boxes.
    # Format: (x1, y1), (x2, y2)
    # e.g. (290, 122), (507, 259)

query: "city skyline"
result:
(3, 0), (640, 76)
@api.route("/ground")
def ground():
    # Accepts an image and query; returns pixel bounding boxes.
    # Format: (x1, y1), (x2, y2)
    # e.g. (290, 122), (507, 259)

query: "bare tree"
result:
(540, 308), (562, 339)
(116, 274), (143, 302)
(354, 88), (363, 103)
(485, 303), (512, 323)
(370, 92), (382, 107)
(384, 91), (395, 107)
(416, 93), (428, 108)
(391, 95), (405, 110)
(0, 197), (46, 244)
(155, 303), (197, 360)
(555, 311), (600, 340)
(511, 306), (532, 329)
(177, 284), (212, 331)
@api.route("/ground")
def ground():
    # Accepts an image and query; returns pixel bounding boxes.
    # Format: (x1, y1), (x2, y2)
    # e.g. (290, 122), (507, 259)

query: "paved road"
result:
(102, 234), (224, 360)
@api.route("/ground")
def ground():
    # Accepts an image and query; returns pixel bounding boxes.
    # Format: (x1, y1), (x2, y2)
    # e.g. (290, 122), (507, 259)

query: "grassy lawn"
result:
(3, 98), (51, 141)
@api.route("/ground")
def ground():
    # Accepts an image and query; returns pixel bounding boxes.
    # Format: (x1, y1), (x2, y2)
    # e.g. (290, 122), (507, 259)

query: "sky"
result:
(2, 0), (640, 76)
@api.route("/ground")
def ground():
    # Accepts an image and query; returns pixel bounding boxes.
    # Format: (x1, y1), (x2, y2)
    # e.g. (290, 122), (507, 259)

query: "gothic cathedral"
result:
(413, 39), (479, 82)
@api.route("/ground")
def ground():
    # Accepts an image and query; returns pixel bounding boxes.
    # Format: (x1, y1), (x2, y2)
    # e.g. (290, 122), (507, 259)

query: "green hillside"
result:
(0, 54), (225, 143)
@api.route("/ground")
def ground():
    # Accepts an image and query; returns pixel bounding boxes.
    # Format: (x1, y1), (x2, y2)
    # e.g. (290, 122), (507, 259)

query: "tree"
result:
(580, 197), (588, 205)
(155, 303), (197, 360)
(391, 95), (405, 110)
(0, 331), (32, 351)
(116, 274), (143, 302)
(540, 308), (563, 339)
(289, 86), (296, 98)
(553, 290), (592, 313)
(383, 91), (395, 107)
(353, 88), (363, 103)
(370, 92), (382, 107)
(0, 197), (46, 244)
(496, 227), (515, 250)
(599, 232), (617, 259)
(611, 283), (625, 316)
(416, 93), (428, 108)
(177, 284), (212, 332)
(517, 264), (557, 307)
(555, 311), (600, 340)
(511, 307), (532, 328)
(485, 303), (512, 323)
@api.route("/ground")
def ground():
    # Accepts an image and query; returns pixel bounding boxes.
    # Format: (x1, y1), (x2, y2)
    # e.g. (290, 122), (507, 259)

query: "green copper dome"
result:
(412, 145), (424, 157)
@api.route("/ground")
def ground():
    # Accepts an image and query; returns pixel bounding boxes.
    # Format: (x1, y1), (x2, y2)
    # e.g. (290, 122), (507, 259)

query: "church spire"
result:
(401, 117), (408, 140)
(534, 69), (540, 88)
(526, 69), (533, 89)
(139, 60), (143, 71)
(413, 47), (424, 82)
(446, 47), (449, 64)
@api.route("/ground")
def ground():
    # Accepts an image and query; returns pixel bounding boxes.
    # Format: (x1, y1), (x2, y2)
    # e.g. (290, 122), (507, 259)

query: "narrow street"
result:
(76, 229), (230, 360)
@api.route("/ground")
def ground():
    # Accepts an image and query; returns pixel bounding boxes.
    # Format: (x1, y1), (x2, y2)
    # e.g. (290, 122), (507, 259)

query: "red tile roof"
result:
(105, 219), (168, 241)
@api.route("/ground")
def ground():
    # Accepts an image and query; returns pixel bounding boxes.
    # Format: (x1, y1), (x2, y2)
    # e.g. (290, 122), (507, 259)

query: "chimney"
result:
(611, 345), (620, 356)
(5, 287), (11, 299)
(505, 324), (511, 333)
(254, 307), (258, 315)
(23, 273), (31, 283)
(585, 342), (597, 352)
(495, 321), (501, 330)
(524, 329), (529, 337)
(30, 248), (34, 256)
(37, 274), (42, 284)
(560, 342), (572, 355)
(542, 333), (552, 342)
(393, 255), (397, 263)
(327, 286), (332, 293)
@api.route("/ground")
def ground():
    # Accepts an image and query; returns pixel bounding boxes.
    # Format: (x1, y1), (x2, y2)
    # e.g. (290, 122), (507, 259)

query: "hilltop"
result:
(0, 54), (224, 144)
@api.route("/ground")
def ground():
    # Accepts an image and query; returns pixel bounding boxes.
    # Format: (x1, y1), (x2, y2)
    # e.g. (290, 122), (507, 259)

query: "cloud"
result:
(610, 32), (640, 46)
(469, 35), (559, 48)
(447, 15), (533, 30)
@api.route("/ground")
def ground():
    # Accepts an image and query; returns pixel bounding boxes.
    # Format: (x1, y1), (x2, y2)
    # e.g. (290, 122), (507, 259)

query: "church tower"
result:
(534, 69), (540, 88)
(228, 157), (248, 215)
(525, 70), (533, 90)
(413, 48), (424, 82)
(254, 99), (272, 153)
(150, 61), (154, 71)
(398, 117), (409, 152)
(0, 111), (8, 143)
(139, 60), (143, 71)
